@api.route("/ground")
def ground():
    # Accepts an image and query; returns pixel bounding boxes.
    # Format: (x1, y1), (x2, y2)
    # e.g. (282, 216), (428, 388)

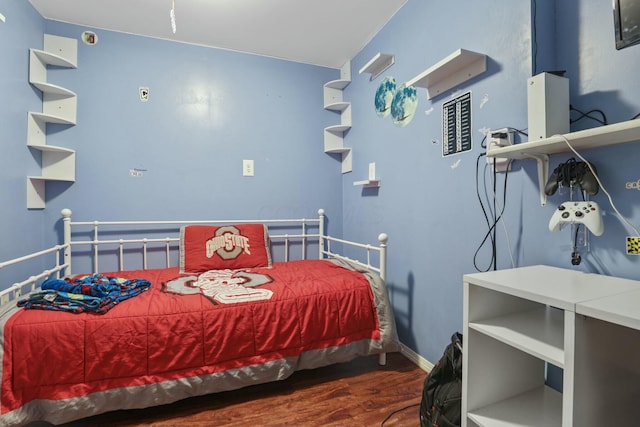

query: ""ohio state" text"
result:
(206, 233), (251, 256)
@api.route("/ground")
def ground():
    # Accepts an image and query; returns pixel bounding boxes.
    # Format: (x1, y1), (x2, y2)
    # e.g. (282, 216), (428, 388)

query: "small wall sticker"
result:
(82, 31), (98, 45)
(139, 87), (150, 102)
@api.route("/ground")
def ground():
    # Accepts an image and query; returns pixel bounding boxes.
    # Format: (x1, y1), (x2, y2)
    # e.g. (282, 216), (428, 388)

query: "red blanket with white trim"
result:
(0, 259), (399, 426)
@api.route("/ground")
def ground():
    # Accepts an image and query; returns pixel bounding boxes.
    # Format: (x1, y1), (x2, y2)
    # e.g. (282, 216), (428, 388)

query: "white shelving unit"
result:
(407, 49), (486, 99)
(359, 52), (394, 80)
(486, 119), (640, 206)
(27, 34), (78, 209)
(323, 62), (352, 174)
(463, 265), (640, 427)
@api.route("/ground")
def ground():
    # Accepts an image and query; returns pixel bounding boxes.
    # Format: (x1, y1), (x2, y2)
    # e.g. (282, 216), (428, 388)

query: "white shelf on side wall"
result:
(359, 53), (395, 80)
(486, 118), (640, 205)
(407, 49), (487, 99)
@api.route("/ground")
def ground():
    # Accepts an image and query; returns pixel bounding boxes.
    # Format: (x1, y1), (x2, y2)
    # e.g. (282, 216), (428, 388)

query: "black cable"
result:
(508, 127), (528, 137)
(380, 402), (420, 426)
(480, 134), (487, 149)
(474, 152), (496, 271)
(570, 105), (608, 126)
(493, 162), (498, 270)
(571, 224), (583, 266)
(632, 112), (640, 120)
(473, 152), (510, 272)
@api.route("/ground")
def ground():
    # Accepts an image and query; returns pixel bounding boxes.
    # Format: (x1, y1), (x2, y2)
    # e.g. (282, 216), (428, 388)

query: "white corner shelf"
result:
(407, 49), (487, 99)
(27, 34), (78, 209)
(323, 62), (352, 174)
(359, 53), (394, 80)
(486, 119), (640, 206)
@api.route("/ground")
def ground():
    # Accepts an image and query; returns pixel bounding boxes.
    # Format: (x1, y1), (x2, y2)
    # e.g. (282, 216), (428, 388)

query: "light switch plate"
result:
(243, 159), (254, 176)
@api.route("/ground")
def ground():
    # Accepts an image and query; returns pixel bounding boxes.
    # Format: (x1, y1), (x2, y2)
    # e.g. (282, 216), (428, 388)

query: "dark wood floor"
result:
(51, 352), (426, 427)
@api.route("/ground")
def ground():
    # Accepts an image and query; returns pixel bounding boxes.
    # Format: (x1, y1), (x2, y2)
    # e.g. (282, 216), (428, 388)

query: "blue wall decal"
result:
(390, 84), (418, 127)
(374, 76), (396, 117)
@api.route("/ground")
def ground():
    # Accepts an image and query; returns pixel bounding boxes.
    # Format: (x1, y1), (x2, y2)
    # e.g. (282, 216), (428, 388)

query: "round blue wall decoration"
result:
(391, 84), (418, 127)
(374, 76), (396, 117)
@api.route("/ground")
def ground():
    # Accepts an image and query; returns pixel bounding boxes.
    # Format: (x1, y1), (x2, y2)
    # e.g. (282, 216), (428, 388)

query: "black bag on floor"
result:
(419, 332), (463, 427)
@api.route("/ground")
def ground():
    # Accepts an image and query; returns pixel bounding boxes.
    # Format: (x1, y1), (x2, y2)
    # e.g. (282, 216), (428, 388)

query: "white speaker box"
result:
(527, 72), (569, 141)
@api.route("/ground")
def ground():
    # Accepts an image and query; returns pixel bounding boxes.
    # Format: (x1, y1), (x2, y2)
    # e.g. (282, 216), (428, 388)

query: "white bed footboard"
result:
(321, 234), (388, 281)
(0, 245), (68, 307)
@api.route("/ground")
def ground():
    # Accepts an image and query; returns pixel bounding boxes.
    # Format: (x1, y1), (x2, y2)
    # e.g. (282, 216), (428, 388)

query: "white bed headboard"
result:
(0, 209), (387, 306)
(61, 208), (328, 276)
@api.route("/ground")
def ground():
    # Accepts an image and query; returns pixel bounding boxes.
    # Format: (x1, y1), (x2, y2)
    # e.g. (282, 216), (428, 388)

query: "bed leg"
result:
(378, 352), (387, 366)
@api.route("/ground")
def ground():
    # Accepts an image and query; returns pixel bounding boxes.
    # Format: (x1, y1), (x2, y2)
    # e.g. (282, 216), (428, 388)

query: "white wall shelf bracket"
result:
(528, 154), (550, 206)
(359, 53), (395, 80)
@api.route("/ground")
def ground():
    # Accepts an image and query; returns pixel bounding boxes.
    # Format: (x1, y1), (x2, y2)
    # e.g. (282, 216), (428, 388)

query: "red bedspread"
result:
(0, 259), (398, 426)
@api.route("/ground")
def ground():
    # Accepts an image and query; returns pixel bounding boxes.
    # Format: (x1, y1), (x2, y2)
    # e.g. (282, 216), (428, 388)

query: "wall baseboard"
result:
(398, 342), (433, 372)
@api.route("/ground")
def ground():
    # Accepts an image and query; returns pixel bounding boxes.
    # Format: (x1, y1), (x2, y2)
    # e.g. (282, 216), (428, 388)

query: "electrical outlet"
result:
(486, 128), (514, 172)
(627, 237), (640, 255)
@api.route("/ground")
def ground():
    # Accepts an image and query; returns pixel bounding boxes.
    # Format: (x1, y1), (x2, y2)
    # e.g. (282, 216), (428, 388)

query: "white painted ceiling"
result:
(28, 0), (407, 69)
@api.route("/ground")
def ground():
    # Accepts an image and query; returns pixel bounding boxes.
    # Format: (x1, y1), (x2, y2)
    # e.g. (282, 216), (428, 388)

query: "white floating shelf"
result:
(487, 118), (640, 206)
(353, 180), (380, 188)
(359, 53), (394, 80)
(0, 13), (5, 23)
(324, 101), (350, 112)
(487, 119), (640, 160)
(30, 48), (77, 70)
(325, 124), (351, 134)
(407, 49), (487, 99)
(324, 79), (350, 90)
(29, 111), (76, 126)
(30, 81), (76, 97)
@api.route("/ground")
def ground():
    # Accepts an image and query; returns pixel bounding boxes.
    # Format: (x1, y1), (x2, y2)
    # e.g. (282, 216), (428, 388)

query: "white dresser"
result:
(462, 265), (640, 427)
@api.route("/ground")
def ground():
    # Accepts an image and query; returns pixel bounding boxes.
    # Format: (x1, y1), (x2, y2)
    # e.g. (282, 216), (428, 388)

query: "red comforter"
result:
(0, 259), (399, 426)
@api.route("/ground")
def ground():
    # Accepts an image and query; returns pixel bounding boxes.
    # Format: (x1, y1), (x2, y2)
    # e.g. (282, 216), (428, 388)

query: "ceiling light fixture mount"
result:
(170, 0), (176, 34)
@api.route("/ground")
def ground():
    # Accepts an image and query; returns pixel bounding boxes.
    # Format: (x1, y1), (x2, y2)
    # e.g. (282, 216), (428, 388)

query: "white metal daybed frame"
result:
(0, 208), (389, 363)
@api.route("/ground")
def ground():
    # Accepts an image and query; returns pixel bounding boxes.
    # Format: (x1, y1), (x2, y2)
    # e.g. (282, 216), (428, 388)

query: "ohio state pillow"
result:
(179, 224), (272, 273)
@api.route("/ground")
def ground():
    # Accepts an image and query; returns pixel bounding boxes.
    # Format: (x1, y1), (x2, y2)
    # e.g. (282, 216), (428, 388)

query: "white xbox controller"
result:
(549, 201), (604, 236)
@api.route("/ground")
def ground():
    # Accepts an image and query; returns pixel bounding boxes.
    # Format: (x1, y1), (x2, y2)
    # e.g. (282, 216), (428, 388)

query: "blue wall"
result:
(40, 21), (342, 242)
(1, 0), (639, 366)
(345, 0), (640, 363)
(0, 2), (45, 260)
